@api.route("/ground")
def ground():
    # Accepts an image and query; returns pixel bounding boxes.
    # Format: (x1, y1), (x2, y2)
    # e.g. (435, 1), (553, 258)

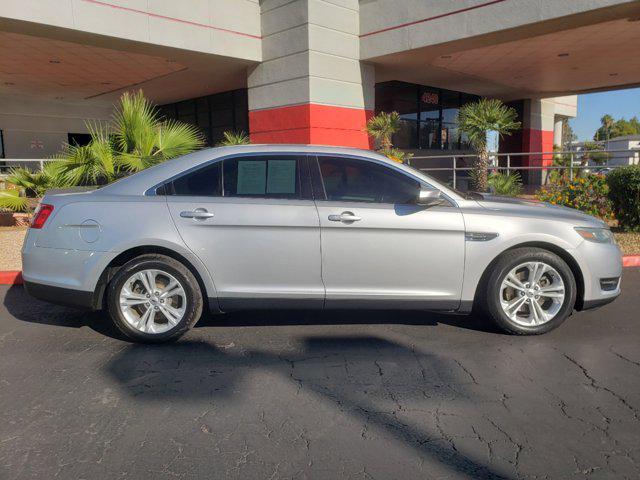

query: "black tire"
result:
(106, 254), (203, 343)
(479, 247), (577, 335)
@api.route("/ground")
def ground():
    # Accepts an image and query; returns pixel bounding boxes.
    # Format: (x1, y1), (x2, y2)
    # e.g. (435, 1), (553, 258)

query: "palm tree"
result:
(365, 111), (412, 163)
(53, 122), (118, 185)
(0, 162), (70, 212)
(600, 114), (614, 141)
(54, 90), (204, 185)
(366, 111), (401, 150)
(216, 130), (250, 146)
(114, 91), (204, 173)
(457, 98), (520, 192)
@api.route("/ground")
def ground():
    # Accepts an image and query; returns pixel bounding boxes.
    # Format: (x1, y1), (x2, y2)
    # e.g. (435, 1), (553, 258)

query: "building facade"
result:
(605, 135), (640, 165)
(1, 0), (639, 163)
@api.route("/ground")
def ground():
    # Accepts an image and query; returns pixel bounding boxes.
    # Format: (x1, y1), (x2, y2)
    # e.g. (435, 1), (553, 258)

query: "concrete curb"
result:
(0, 271), (23, 285)
(1, 256), (639, 285)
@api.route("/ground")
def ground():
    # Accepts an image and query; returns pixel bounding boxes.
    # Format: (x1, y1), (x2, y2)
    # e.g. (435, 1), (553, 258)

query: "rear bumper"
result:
(23, 281), (96, 310)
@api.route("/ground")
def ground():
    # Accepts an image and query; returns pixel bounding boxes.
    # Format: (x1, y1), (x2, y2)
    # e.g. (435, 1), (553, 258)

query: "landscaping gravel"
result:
(0, 227), (26, 271)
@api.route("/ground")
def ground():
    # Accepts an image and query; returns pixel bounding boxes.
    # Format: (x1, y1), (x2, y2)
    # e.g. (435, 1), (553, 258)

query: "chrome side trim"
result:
(465, 232), (499, 241)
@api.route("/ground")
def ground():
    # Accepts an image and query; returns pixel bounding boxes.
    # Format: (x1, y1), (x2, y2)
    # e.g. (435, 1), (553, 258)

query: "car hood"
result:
(474, 195), (607, 227)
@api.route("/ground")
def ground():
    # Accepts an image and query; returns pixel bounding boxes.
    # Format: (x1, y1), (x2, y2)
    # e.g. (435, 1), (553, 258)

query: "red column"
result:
(522, 128), (554, 167)
(249, 104), (374, 149)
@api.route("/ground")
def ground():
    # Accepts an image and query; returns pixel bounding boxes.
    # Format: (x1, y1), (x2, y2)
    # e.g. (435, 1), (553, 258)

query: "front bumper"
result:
(572, 240), (623, 310)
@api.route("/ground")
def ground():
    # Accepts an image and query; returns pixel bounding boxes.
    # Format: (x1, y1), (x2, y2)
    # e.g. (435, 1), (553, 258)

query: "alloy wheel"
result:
(499, 261), (565, 326)
(118, 269), (187, 334)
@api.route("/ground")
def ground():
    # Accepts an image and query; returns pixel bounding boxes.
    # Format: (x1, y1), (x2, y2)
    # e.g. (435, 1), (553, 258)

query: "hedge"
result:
(607, 165), (640, 232)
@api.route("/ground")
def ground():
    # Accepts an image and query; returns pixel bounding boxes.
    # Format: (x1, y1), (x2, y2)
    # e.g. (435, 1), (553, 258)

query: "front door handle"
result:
(328, 211), (361, 223)
(180, 208), (214, 220)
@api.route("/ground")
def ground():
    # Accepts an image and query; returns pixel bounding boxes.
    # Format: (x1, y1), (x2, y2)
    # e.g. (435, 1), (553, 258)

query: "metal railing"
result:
(0, 159), (46, 175)
(408, 149), (640, 190)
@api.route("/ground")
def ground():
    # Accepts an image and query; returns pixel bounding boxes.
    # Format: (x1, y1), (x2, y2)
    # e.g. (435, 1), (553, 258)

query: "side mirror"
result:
(417, 187), (442, 206)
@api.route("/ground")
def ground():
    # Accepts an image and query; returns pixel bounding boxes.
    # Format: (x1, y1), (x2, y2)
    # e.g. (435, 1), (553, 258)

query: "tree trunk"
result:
(380, 136), (392, 151)
(473, 148), (489, 192)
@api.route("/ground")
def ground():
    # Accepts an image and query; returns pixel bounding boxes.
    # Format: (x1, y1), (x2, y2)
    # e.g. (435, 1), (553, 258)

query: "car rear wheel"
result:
(481, 247), (577, 335)
(107, 254), (203, 343)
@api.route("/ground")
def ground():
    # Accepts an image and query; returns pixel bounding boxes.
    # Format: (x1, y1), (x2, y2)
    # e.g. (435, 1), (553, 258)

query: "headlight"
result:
(574, 227), (614, 243)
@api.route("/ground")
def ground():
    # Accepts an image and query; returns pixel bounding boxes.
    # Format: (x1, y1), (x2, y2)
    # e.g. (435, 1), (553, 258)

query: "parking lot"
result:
(0, 269), (638, 479)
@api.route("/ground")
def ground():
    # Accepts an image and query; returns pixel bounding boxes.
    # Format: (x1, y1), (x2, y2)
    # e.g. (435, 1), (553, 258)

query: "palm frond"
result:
(366, 111), (402, 149)
(154, 120), (204, 161)
(457, 98), (521, 149)
(488, 171), (523, 196)
(216, 130), (250, 146)
(55, 144), (103, 185)
(116, 152), (155, 173)
(0, 190), (30, 212)
(113, 90), (158, 157)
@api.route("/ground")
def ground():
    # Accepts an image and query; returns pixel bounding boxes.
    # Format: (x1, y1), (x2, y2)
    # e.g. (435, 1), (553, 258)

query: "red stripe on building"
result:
(249, 104), (374, 149)
(81, 0), (262, 39)
(360, 0), (509, 38)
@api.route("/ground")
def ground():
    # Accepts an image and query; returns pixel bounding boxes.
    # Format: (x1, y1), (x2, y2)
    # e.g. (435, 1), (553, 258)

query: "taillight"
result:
(30, 204), (54, 229)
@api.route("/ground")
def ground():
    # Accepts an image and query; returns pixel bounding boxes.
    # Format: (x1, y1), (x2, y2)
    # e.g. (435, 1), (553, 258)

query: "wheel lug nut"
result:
(146, 302), (150, 306)
(154, 306), (159, 310)
(146, 294), (150, 298)
(160, 299), (164, 303)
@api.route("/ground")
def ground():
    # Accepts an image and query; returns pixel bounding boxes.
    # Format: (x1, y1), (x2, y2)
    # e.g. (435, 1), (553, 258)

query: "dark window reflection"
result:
(160, 89), (248, 147)
(375, 81), (479, 151)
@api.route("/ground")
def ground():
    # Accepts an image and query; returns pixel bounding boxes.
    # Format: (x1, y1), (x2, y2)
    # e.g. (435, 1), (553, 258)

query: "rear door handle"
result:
(180, 208), (214, 220)
(328, 211), (361, 223)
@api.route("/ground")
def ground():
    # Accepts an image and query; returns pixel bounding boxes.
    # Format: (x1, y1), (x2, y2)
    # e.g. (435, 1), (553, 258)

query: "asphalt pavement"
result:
(1, 269), (639, 479)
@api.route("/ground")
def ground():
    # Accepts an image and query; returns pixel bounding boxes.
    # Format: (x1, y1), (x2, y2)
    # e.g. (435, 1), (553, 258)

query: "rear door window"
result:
(222, 156), (302, 198)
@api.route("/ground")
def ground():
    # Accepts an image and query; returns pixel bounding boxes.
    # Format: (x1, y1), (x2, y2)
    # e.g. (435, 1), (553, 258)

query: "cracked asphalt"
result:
(1, 269), (639, 480)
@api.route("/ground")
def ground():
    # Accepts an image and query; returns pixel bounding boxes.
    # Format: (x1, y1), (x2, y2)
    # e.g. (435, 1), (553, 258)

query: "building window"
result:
(375, 81), (479, 151)
(159, 89), (248, 147)
(68, 133), (92, 147)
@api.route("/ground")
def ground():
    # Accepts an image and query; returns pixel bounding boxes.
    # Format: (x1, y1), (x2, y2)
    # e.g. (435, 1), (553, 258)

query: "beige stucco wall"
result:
(0, 0), (262, 61)
(359, 0), (638, 60)
(248, 0), (374, 112)
(0, 96), (112, 159)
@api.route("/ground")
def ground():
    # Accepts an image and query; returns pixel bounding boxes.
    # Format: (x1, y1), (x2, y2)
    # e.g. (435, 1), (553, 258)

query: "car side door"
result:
(165, 154), (324, 311)
(310, 154), (465, 310)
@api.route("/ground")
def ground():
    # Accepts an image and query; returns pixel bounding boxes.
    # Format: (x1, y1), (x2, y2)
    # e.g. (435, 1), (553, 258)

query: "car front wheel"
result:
(107, 254), (203, 343)
(481, 247), (577, 335)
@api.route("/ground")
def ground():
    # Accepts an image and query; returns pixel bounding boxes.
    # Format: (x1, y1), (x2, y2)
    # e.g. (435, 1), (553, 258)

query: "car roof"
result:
(95, 144), (461, 201)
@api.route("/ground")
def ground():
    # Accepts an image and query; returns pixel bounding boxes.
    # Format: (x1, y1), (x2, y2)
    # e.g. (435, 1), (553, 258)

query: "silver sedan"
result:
(22, 145), (622, 342)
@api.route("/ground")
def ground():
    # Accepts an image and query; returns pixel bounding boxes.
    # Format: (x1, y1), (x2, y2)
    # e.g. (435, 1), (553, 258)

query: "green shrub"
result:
(536, 174), (612, 219)
(487, 171), (523, 196)
(0, 189), (30, 213)
(607, 165), (640, 232)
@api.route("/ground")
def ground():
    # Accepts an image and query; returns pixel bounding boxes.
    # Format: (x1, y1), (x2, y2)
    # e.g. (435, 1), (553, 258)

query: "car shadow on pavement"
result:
(2, 285), (501, 341)
(2, 285), (128, 340)
(104, 336), (514, 480)
(199, 307), (501, 333)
